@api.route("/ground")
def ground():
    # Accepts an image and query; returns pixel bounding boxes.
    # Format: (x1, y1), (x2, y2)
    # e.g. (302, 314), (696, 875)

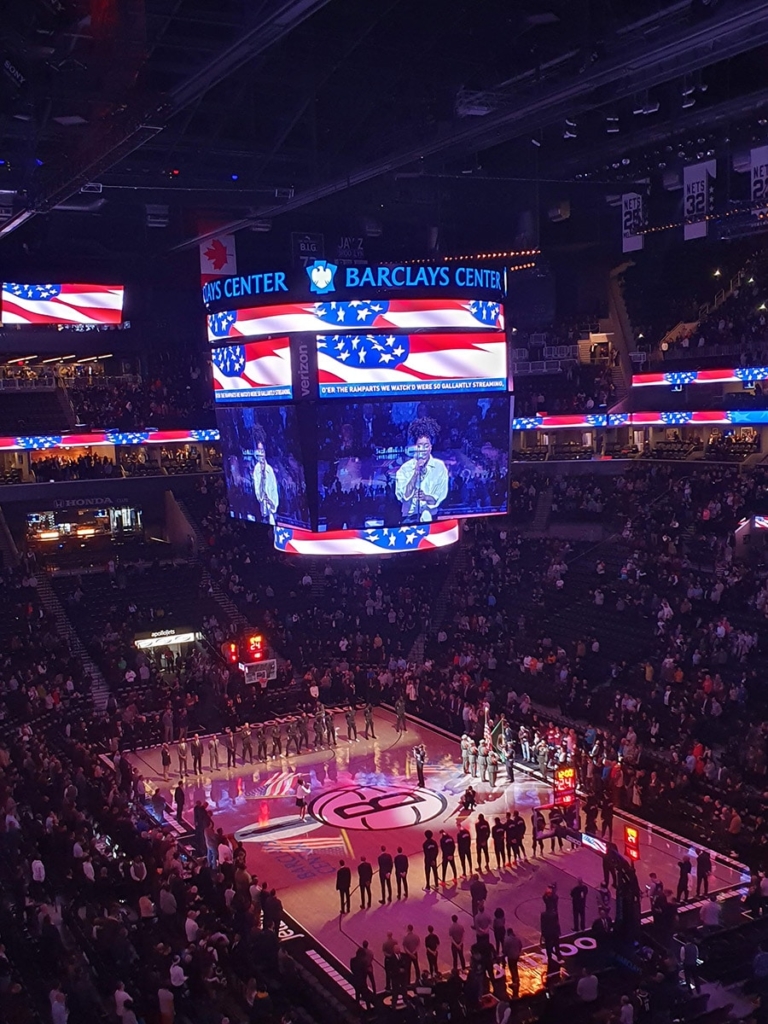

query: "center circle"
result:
(309, 785), (448, 831)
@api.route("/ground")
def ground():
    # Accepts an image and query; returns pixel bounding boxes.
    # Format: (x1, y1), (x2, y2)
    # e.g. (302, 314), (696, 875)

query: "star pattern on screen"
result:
(317, 333), (407, 366)
(15, 435), (62, 449)
(208, 311), (237, 338)
(663, 371), (697, 386)
(314, 300), (390, 325)
(190, 429), (220, 442)
(468, 300), (501, 325)
(105, 431), (151, 445)
(211, 345), (246, 376)
(735, 367), (768, 382)
(5, 283), (61, 300)
(660, 411), (693, 425)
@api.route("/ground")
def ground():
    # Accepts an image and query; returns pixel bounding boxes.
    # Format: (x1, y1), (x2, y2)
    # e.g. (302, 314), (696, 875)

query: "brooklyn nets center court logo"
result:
(309, 785), (447, 831)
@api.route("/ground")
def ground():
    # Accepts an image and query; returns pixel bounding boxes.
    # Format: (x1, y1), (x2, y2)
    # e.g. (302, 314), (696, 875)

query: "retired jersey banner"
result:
(751, 145), (768, 216)
(621, 193), (645, 253)
(683, 160), (716, 240)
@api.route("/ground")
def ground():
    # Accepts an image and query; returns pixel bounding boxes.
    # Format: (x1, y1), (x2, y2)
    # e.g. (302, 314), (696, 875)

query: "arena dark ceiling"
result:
(1, 0), (768, 258)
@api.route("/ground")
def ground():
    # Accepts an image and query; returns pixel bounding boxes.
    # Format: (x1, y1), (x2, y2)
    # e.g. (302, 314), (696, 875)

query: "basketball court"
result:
(126, 709), (747, 997)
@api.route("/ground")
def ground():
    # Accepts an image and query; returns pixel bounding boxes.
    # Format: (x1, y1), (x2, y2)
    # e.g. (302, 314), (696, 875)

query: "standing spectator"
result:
(161, 743), (171, 781)
(425, 925), (440, 977)
(681, 938), (701, 993)
(402, 924), (421, 981)
(540, 908), (561, 964)
(470, 874), (488, 917)
(449, 915), (466, 971)
(576, 968), (599, 1004)
(503, 928), (522, 998)
(350, 948), (374, 1009)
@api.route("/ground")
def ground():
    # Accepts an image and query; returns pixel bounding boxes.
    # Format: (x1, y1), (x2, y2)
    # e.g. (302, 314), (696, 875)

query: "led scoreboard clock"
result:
(553, 764), (577, 805)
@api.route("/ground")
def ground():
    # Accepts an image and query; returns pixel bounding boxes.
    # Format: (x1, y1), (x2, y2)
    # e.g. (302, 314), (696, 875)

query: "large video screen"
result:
(216, 405), (310, 528)
(317, 395), (510, 530)
(2, 283), (125, 325)
(211, 338), (292, 402)
(317, 332), (507, 397)
(207, 298), (503, 341)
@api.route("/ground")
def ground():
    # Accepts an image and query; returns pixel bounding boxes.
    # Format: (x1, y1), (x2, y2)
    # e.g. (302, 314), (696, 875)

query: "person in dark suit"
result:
(173, 783), (185, 823)
(358, 856), (373, 909)
(336, 860), (351, 914)
(591, 908), (614, 947)
(394, 847), (409, 899)
(571, 879), (588, 931)
(696, 849), (712, 897)
(423, 830), (439, 891)
(378, 846), (393, 904)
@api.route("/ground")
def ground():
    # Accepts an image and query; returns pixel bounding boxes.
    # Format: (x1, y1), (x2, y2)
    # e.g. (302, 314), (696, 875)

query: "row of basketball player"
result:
(159, 704), (381, 778)
(336, 810), (571, 916)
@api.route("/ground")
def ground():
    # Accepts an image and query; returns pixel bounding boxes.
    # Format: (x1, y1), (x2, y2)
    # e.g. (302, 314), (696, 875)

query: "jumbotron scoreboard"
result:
(203, 258), (513, 555)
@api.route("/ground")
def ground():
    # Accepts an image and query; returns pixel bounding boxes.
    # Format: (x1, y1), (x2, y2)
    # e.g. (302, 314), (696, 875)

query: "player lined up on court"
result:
(162, 703), (379, 778)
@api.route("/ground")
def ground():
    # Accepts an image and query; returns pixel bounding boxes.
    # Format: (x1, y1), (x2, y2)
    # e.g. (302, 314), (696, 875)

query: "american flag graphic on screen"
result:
(273, 520), (460, 556)
(1, 283), (125, 325)
(316, 331), (507, 396)
(208, 298), (503, 341)
(211, 338), (293, 401)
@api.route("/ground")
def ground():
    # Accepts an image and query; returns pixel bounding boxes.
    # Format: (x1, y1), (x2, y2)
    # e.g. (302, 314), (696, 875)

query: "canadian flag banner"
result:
(199, 233), (237, 283)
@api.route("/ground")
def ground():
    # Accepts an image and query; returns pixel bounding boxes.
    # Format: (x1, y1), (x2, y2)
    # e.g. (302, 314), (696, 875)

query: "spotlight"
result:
(563, 130), (577, 139)
(682, 96), (695, 109)
(531, 138), (541, 147)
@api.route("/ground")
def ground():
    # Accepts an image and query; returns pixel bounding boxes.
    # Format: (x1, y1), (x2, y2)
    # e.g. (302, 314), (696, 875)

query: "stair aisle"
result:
(36, 573), (110, 710)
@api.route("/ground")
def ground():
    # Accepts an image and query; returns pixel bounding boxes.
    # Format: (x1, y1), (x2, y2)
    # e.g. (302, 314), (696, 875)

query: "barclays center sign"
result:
(202, 260), (505, 312)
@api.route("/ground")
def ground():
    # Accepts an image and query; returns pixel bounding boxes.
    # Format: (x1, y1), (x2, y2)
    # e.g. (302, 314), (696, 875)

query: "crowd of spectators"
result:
(10, 444), (768, 1023)
(513, 365), (617, 418)
(632, 246), (768, 366)
(67, 353), (215, 432)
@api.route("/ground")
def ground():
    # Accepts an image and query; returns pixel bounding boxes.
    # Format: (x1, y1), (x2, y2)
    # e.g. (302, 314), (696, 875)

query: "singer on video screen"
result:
(395, 416), (449, 523)
(251, 424), (279, 525)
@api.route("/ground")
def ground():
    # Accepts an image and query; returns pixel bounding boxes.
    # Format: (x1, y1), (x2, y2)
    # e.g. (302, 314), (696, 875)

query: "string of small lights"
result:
(405, 249), (540, 264)
(633, 201), (768, 237)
